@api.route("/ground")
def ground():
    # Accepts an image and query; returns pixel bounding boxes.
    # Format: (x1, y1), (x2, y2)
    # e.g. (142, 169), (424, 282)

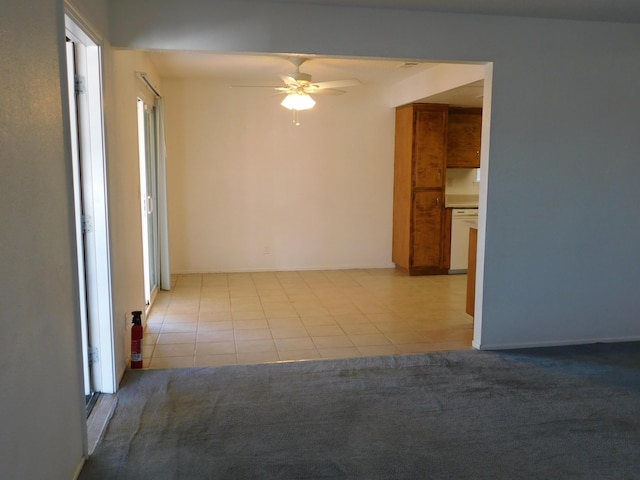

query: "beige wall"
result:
(163, 78), (396, 272)
(107, 49), (163, 376)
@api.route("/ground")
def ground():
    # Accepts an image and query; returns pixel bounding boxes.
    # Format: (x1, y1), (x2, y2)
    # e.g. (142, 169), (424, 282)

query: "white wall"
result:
(446, 169), (480, 196)
(163, 78), (395, 272)
(0, 1), (88, 478)
(110, 0), (640, 349)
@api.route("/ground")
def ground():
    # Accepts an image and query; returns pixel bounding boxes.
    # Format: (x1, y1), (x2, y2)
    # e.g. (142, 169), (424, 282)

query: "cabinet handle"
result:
(436, 197), (440, 207)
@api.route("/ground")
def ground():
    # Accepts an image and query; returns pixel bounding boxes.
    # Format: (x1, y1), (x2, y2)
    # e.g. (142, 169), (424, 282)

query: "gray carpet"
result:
(80, 342), (640, 479)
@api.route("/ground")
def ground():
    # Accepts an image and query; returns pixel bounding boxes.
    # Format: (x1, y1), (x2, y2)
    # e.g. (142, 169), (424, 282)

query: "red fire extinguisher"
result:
(131, 310), (143, 369)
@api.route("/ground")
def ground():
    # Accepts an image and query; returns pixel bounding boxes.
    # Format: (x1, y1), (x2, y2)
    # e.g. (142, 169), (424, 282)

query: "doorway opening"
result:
(139, 52), (491, 367)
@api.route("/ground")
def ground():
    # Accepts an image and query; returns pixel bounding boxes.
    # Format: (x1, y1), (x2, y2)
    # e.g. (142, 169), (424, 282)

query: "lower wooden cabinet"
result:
(392, 190), (451, 275)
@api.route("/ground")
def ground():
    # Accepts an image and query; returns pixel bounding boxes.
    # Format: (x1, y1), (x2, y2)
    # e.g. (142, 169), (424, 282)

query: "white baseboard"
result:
(173, 264), (397, 274)
(474, 335), (640, 351)
(72, 456), (86, 480)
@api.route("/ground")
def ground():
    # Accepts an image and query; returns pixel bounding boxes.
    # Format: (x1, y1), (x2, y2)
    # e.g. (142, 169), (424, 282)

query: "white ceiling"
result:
(149, 52), (440, 85)
(148, 52), (484, 107)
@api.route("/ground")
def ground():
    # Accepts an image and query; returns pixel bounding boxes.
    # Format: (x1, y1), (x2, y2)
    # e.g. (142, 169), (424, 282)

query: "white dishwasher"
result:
(449, 208), (478, 273)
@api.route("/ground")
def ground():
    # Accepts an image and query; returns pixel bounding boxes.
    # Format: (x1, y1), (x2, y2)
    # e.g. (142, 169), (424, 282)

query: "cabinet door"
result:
(447, 108), (482, 168)
(413, 106), (447, 188)
(412, 190), (444, 269)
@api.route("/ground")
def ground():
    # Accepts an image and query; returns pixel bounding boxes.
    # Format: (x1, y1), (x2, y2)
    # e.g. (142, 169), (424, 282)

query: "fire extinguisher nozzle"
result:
(132, 310), (143, 325)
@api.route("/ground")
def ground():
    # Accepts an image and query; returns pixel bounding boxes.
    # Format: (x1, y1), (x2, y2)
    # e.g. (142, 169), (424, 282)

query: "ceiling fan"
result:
(232, 57), (361, 124)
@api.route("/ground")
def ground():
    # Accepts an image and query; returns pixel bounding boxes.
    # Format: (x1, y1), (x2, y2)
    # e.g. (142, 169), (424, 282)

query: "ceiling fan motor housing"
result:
(290, 71), (312, 85)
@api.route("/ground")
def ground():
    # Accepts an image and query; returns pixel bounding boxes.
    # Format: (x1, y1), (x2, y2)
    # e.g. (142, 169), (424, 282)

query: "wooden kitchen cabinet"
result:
(413, 107), (447, 188)
(392, 104), (451, 275)
(412, 190), (445, 269)
(447, 107), (482, 168)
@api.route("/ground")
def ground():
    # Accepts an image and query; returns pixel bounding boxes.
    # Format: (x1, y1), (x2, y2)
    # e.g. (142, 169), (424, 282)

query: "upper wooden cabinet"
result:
(413, 107), (448, 188)
(393, 104), (447, 190)
(446, 107), (482, 168)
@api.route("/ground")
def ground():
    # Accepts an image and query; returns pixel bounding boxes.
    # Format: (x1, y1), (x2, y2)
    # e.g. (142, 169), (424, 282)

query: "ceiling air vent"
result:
(398, 62), (421, 69)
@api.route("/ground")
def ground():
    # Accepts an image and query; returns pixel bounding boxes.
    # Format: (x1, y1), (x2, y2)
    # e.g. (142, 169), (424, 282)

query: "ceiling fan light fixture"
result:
(281, 92), (316, 111)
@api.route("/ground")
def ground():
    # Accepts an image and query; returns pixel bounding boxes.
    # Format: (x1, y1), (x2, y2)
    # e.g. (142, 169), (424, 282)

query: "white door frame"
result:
(65, 6), (117, 394)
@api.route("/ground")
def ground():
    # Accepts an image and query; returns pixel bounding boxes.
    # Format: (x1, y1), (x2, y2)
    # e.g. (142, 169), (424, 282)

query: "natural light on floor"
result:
(142, 269), (473, 369)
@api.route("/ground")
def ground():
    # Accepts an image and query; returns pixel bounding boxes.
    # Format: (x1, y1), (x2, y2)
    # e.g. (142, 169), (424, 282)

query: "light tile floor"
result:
(143, 269), (473, 369)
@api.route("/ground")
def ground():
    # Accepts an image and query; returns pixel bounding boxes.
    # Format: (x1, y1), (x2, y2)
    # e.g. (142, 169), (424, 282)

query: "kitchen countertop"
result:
(445, 194), (479, 208)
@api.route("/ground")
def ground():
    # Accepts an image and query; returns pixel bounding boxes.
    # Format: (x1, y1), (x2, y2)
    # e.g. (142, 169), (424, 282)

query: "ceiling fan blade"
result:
(311, 78), (361, 90)
(230, 84), (283, 89)
(309, 88), (346, 96)
(280, 74), (299, 86)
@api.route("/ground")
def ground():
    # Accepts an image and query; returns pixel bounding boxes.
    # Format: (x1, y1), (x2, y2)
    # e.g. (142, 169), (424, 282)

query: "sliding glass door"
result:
(137, 98), (159, 306)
